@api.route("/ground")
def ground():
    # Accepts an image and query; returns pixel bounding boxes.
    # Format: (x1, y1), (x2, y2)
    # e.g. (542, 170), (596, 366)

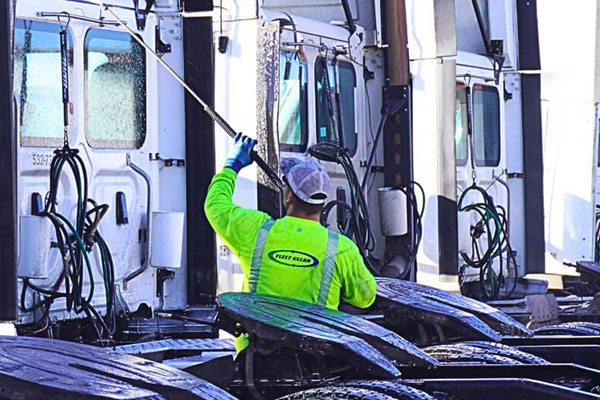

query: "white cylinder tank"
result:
(18, 216), (52, 279)
(151, 211), (185, 268)
(377, 187), (408, 236)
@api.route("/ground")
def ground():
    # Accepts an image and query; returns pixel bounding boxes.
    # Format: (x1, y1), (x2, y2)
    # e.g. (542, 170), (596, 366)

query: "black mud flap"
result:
(561, 261), (600, 296)
(375, 278), (532, 338)
(216, 292), (438, 379)
(576, 262), (600, 280)
(0, 336), (238, 399)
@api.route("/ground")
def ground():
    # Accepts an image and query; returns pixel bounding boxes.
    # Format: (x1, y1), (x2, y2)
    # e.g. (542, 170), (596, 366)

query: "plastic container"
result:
(377, 187), (408, 236)
(151, 211), (184, 268)
(18, 216), (52, 279)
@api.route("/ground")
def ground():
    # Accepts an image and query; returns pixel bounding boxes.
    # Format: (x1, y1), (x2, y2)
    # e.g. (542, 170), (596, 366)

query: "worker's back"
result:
(204, 168), (375, 311)
(251, 215), (374, 310)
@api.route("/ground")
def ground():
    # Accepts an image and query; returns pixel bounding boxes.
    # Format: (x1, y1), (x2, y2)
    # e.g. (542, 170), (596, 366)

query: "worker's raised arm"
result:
(204, 134), (269, 257)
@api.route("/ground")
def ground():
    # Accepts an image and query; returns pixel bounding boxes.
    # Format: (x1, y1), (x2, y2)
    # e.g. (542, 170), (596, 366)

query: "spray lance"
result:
(92, 1), (284, 191)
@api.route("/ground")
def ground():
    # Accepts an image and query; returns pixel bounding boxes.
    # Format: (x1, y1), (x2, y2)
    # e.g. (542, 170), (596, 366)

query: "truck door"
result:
(15, 0), (184, 324)
(277, 25), (366, 237)
(455, 69), (508, 298)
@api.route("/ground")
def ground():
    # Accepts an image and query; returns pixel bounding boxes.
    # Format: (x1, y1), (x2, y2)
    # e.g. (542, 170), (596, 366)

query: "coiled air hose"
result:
(22, 146), (116, 339)
(311, 143), (378, 275)
(457, 183), (518, 299)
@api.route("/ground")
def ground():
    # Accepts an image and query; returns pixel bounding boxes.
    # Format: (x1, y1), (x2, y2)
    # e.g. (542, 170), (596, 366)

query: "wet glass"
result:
(14, 19), (73, 147)
(85, 28), (146, 149)
(315, 57), (357, 156)
(278, 50), (308, 152)
(473, 84), (500, 167)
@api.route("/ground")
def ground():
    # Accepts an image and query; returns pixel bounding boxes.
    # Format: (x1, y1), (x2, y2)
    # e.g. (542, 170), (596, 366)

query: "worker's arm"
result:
(204, 135), (269, 257)
(338, 239), (377, 308)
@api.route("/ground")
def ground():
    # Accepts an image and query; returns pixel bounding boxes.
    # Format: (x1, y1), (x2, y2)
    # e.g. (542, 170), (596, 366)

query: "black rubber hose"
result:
(360, 112), (388, 192)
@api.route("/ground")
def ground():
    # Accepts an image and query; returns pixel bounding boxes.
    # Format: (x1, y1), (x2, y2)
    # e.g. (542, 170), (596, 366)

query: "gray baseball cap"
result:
(280, 158), (331, 205)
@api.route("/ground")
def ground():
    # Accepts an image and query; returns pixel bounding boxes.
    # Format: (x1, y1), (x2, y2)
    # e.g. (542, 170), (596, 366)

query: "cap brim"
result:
(302, 192), (328, 205)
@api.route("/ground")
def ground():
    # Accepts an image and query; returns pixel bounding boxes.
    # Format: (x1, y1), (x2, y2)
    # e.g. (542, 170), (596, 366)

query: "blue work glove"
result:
(224, 133), (257, 173)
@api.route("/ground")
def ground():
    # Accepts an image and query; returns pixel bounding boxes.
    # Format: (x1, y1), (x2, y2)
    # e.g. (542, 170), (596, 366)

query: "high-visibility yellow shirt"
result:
(204, 167), (377, 349)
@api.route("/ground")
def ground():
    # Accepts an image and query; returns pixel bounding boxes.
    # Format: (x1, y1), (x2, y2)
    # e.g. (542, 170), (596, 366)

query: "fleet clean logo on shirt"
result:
(267, 250), (319, 267)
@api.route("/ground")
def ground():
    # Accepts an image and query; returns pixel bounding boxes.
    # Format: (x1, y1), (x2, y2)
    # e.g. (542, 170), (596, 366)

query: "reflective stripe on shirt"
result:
(317, 230), (338, 306)
(249, 218), (275, 292)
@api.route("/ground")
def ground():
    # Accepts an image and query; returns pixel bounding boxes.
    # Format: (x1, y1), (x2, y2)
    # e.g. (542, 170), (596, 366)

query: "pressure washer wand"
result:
(96, 2), (284, 191)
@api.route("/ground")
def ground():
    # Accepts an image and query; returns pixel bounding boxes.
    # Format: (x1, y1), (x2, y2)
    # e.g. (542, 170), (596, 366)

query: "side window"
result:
(472, 84), (500, 167)
(278, 50), (308, 152)
(455, 83), (468, 166)
(85, 29), (146, 149)
(14, 20), (73, 147)
(315, 57), (357, 155)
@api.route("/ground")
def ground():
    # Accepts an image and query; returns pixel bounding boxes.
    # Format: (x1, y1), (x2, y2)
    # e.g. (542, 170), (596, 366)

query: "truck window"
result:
(315, 57), (357, 156)
(85, 28), (146, 149)
(455, 83), (468, 166)
(278, 50), (308, 152)
(473, 84), (500, 167)
(14, 19), (73, 147)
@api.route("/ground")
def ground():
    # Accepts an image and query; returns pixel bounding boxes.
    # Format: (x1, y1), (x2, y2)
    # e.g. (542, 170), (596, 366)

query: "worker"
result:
(204, 134), (377, 350)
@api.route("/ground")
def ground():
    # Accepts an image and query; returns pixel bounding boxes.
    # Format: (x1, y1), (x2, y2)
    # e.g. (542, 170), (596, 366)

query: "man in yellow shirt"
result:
(204, 134), (377, 349)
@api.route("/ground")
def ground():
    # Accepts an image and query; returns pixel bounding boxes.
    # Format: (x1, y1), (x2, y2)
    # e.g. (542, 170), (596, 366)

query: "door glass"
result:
(455, 84), (468, 166)
(315, 57), (357, 155)
(14, 19), (73, 147)
(473, 84), (500, 167)
(278, 50), (308, 152)
(85, 28), (146, 149)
